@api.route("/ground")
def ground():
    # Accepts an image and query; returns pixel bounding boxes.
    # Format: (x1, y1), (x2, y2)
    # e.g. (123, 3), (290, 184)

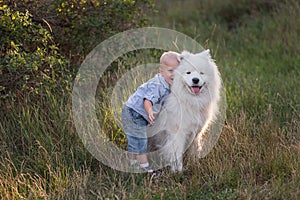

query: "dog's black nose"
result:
(192, 78), (199, 84)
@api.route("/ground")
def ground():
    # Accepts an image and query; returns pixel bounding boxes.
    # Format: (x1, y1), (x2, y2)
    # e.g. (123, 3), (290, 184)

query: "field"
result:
(1, 0), (299, 199)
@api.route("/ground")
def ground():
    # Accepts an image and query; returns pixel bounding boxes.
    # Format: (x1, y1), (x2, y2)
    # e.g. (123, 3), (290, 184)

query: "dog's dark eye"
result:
(200, 72), (204, 75)
(186, 72), (191, 74)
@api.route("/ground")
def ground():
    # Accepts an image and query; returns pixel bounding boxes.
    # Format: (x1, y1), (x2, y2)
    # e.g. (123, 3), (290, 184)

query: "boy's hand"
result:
(148, 109), (157, 125)
(144, 99), (157, 125)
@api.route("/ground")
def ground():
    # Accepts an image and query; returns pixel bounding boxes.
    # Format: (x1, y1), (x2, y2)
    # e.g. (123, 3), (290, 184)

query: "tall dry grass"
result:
(1, 0), (299, 199)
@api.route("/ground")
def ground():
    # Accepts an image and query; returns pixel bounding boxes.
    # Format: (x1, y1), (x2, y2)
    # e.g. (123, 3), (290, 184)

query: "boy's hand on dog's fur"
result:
(144, 99), (157, 125)
(148, 110), (157, 125)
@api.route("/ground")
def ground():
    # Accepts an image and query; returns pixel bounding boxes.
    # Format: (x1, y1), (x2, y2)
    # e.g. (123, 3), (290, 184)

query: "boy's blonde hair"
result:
(160, 51), (180, 66)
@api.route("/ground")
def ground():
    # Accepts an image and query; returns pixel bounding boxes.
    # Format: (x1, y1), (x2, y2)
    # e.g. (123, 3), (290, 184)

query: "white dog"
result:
(147, 49), (221, 172)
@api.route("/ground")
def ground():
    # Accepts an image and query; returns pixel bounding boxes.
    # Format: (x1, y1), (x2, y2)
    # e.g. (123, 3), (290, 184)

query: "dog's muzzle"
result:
(190, 80), (205, 95)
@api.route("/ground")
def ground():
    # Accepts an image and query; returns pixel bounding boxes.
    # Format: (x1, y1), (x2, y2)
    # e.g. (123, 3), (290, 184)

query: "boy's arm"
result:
(144, 99), (157, 125)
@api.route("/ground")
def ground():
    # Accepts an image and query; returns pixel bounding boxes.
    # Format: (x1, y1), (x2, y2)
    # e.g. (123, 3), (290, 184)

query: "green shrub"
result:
(5, 0), (156, 64)
(0, 3), (72, 100)
(0, 0), (156, 100)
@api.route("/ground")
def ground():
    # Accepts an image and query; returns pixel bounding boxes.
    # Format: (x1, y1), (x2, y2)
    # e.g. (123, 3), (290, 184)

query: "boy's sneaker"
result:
(141, 166), (154, 173)
(151, 170), (162, 178)
(140, 166), (162, 178)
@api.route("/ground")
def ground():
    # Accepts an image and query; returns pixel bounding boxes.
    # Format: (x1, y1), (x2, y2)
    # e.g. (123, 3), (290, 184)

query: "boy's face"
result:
(160, 58), (179, 85)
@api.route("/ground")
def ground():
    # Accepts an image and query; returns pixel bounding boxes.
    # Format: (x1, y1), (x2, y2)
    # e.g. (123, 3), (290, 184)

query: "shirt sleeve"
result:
(143, 82), (161, 104)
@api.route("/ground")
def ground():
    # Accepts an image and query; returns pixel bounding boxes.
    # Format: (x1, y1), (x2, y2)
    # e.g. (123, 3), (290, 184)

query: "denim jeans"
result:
(121, 105), (149, 154)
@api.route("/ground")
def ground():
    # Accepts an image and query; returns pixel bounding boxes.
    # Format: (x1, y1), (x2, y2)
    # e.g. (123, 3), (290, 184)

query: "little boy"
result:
(121, 51), (180, 173)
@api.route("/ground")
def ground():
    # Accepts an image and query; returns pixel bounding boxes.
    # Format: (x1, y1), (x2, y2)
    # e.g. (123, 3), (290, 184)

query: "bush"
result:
(5, 0), (156, 64)
(0, 0), (156, 100)
(0, 3), (72, 100)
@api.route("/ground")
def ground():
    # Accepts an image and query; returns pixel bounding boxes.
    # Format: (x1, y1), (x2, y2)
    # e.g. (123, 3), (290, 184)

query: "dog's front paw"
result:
(170, 161), (183, 173)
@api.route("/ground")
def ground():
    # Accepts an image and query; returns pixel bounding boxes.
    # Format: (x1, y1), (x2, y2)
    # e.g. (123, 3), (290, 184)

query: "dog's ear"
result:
(199, 49), (211, 59)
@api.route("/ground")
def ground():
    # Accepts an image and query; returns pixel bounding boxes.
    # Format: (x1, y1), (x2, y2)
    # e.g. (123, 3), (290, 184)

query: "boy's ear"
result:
(178, 51), (191, 62)
(177, 55), (183, 62)
(159, 66), (163, 73)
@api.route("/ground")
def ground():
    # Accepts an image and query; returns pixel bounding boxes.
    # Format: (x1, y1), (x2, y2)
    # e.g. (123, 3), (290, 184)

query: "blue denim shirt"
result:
(125, 73), (170, 123)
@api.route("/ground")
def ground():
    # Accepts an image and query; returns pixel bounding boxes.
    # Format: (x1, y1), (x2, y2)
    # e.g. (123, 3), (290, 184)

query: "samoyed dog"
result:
(147, 49), (221, 172)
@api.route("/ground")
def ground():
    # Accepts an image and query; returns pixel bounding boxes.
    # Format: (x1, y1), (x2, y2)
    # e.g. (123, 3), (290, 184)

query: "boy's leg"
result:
(137, 138), (154, 172)
(137, 154), (148, 165)
(121, 106), (139, 165)
(137, 136), (148, 165)
(138, 154), (153, 172)
(126, 135), (139, 165)
(128, 153), (137, 160)
(127, 152), (138, 165)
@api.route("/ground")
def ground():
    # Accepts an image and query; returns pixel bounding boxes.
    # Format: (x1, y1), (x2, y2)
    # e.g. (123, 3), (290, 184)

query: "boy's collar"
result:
(157, 73), (170, 89)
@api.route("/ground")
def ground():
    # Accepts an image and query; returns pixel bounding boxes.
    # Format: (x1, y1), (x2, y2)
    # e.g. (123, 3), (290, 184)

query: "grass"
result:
(1, 0), (300, 199)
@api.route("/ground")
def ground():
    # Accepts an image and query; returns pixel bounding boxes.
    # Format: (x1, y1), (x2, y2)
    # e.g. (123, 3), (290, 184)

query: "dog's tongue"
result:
(191, 86), (200, 94)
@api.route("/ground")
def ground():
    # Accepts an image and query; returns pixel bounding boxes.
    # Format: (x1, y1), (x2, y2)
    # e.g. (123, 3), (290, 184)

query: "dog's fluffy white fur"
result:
(147, 49), (221, 172)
